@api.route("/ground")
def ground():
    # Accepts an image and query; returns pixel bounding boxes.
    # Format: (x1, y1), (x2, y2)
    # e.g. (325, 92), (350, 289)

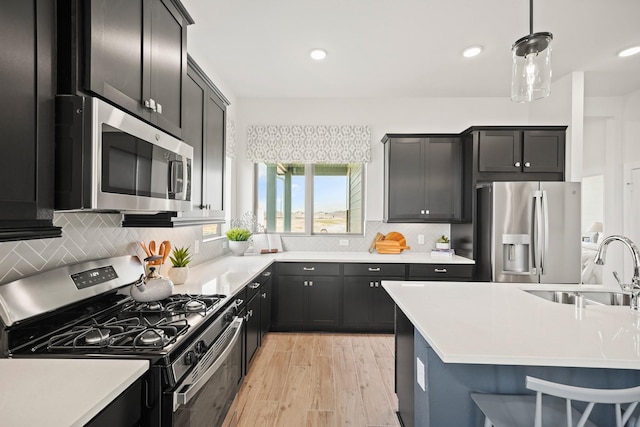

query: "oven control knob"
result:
(184, 351), (197, 365)
(194, 340), (207, 355)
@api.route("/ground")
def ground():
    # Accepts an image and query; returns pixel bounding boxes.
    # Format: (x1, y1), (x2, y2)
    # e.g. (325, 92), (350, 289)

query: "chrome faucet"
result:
(594, 234), (640, 310)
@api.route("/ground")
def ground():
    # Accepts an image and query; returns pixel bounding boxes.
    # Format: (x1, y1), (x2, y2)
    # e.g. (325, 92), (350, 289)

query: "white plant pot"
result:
(229, 240), (250, 256)
(436, 242), (450, 250)
(168, 266), (189, 285)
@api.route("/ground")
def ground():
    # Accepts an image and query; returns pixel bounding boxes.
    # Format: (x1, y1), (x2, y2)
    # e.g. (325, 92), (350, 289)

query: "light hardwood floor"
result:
(231, 332), (400, 427)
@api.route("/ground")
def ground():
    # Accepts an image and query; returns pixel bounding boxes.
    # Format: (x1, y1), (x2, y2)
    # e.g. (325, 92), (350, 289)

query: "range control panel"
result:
(70, 266), (118, 289)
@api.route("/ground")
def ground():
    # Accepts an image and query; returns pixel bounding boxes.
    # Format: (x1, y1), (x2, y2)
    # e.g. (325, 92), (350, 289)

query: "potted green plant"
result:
(226, 227), (252, 256)
(168, 246), (191, 285)
(436, 235), (450, 250)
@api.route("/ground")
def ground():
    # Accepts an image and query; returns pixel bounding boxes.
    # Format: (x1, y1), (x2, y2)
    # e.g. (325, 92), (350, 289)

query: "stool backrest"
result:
(526, 376), (640, 427)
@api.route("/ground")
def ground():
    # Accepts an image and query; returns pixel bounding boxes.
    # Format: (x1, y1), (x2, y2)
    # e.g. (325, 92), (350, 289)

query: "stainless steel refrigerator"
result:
(476, 181), (581, 283)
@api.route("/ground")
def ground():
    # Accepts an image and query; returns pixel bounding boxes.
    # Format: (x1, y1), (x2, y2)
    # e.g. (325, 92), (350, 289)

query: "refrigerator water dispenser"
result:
(502, 234), (530, 274)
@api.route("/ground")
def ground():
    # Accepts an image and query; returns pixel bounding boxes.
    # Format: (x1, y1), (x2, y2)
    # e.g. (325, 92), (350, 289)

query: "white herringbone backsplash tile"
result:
(0, 216), (451, 285)
(0, 213), (226, 285)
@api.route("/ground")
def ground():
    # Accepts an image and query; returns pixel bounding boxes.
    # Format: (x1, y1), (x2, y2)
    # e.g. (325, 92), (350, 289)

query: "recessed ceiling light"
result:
(618, 46), (640, 57)
(462, 46), (483, 58)
(310, 48), (327, 61)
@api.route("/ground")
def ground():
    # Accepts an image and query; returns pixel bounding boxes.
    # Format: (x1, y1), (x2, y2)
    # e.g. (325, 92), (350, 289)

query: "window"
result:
(202, 223), (221, 240)
(256, 163), (363, 234)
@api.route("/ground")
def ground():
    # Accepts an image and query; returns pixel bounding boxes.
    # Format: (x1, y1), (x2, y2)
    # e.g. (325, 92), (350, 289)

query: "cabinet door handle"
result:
(434, 268), (447, 273)
(420, 209), (425, 214)
(309, 281), (313, 287)
(248, 310), (253, 317)
(368, 267), (381, 272)
(303, 281), (308, 287)
(514, 161), (521, 167)
(303, 267), (315, 271)
(156, 103), (162, 114)
(261, 292), (267, 299)
(249, 283), (260, 289)
(370, 282), (374, 288)
(144, 98), (157, 112)
(524, 162), (531, 168)
(425, 209), (429, 214)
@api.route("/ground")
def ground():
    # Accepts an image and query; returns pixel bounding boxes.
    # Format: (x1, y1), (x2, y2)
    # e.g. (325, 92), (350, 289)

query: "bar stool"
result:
(471, 376), (640, 427)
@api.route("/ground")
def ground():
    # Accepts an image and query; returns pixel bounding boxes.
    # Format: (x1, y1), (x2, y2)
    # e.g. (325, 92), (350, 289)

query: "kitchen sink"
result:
(524, 290), (632, 306)
(525, 290), (581, 305)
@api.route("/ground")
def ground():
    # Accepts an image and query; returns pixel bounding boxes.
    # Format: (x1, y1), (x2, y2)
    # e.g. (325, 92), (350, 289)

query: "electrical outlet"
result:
(339, 239), (349, 246)
(418, 234), (425, 245)
(194, 240), (200, 254)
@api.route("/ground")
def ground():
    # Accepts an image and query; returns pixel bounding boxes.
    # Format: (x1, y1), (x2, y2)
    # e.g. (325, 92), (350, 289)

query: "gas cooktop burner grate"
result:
(125, 294), (223, 317)
(45, 316), (189, 351)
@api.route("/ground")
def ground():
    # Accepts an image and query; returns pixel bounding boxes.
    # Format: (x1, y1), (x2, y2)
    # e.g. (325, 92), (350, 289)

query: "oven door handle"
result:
(173, 316), (243, 411)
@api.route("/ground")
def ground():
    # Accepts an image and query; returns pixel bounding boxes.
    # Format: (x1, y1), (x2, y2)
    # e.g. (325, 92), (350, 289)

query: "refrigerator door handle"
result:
(532, 190), (543, 275)
(540, 190), (550, 275)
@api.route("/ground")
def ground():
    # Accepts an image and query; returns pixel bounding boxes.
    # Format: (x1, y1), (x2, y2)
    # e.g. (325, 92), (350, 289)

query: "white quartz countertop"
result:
(0, 358), (148, 427)
(383, 280), (640, 370)
(174, 251), (473, 297)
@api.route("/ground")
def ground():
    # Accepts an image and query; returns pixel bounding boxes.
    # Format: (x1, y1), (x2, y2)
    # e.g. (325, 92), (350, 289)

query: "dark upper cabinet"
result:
(184, 57), (228, 213)
(475, 128), (566, 176)
(0, 1), (61, 241)
(383, 134), (462, 222)
(60, 0), (193, 138)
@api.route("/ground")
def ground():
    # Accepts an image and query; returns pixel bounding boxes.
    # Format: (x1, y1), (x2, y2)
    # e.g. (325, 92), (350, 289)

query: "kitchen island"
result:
(383, 280), (640, 427)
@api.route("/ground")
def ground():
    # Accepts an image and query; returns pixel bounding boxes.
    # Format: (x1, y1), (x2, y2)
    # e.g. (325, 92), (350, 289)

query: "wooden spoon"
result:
(161, 241), (171, 265)
(149, 241), (156, 256)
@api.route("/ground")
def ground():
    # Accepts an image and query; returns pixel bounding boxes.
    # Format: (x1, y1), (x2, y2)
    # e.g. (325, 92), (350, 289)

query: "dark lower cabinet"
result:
(0, 0), (61, 241)
(395, 306), (415, 427)
(259, 281), (272, 341)
(273, 275), (340, 330)
(342, 263), (405, 332)
(85, 377), (142, 427)
(409, 263), (473, 281)
(245, 293), (260, 365)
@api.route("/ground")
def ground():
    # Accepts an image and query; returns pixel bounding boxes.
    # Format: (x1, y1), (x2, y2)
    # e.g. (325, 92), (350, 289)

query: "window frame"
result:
(254, 162), (365, 236)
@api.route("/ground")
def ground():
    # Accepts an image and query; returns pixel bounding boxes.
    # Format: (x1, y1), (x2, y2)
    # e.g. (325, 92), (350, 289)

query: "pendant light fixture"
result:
(511, 0), (553, 102)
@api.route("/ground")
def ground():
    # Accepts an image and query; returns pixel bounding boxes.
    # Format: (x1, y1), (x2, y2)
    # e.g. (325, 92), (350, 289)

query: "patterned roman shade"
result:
(246, 125), (371, 163)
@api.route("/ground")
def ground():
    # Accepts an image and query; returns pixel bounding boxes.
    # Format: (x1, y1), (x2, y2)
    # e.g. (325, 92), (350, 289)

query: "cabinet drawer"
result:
(247, 266), (273, 300)
(409, 264), (473, 280)
(277, 262), (340, 276)
(343, 263), (405, 277)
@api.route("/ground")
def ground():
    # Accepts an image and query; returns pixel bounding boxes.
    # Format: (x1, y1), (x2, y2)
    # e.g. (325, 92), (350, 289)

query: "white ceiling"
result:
(182, 0), (640, 99)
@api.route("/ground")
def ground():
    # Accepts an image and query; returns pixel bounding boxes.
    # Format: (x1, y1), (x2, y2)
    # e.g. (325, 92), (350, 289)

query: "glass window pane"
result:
(313, 164), (362, 234)
(202, 223), (220, 240)
(257, 163), (306, 233)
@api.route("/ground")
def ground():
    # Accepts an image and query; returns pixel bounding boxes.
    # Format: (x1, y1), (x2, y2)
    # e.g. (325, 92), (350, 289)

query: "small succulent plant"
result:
(226, 227), (252, 241)
(437, 235), (450, 243)
(170, 246), (191, 267)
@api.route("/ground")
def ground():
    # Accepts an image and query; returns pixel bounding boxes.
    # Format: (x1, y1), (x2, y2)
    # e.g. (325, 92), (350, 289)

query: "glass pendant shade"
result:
(511, 32), (553, 102)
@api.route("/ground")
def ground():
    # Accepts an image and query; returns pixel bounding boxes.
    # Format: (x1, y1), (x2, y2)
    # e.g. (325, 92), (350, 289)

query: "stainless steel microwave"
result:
(55, 96), (192, 212)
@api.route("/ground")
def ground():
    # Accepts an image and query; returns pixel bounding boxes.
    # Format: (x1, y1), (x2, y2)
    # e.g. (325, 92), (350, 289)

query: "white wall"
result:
(234, 97), (531, 220)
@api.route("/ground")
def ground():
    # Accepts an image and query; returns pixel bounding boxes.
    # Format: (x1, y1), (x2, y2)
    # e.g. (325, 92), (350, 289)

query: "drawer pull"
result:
(235, 299), (244, 306)
(368, 267), (381, 272)
(249, 283), (260, 289)
(309, 281), (313, 287)
(303, 267), (315, 271)
(434, 268), (447, 273)
(370, 282), (374, 288)
(262, 271), (272, 277)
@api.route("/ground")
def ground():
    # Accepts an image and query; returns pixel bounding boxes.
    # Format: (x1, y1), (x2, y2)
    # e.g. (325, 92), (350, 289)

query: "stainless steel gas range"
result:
(0, 256), (244, 427)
